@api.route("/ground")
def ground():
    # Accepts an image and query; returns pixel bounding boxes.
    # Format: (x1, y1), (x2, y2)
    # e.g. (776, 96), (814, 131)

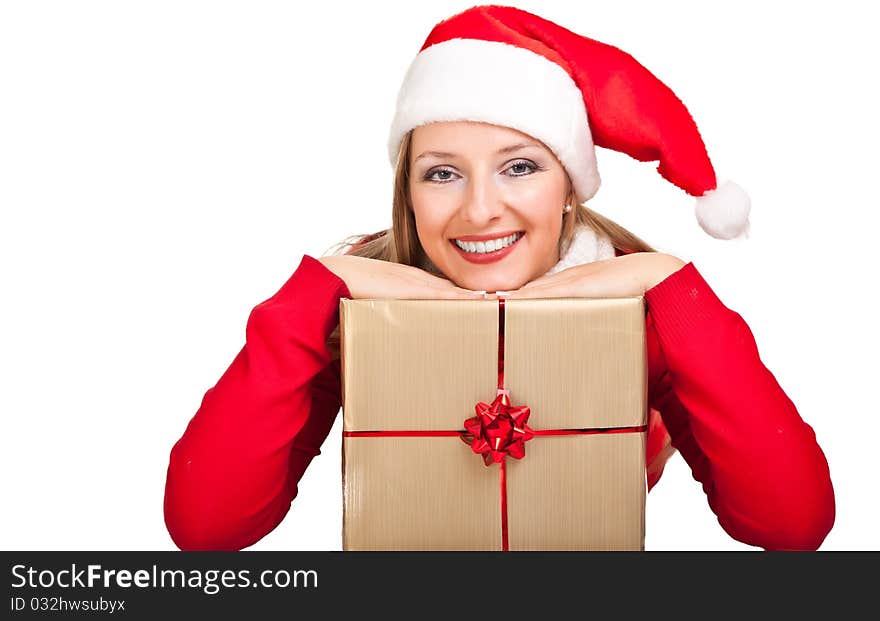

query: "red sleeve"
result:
(643, 262), (835, 550)
(163, 254), (350, 551)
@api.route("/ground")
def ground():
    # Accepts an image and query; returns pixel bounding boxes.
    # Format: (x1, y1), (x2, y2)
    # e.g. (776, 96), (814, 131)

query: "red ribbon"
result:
(342, 298), (647, 551)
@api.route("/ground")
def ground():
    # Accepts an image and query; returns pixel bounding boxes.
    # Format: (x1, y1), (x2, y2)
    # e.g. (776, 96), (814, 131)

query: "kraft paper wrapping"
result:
(339, 297), (648, 551)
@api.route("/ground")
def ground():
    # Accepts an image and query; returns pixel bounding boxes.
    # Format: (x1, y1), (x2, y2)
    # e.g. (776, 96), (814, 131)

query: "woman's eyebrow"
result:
(413, 142), (542, 163)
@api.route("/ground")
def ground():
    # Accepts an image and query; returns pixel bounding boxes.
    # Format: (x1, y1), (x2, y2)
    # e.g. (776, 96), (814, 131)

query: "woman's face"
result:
(409, 121), (569, 292)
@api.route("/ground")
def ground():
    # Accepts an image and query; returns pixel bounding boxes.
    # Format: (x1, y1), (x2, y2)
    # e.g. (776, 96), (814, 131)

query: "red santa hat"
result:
(387, 4), (751, 240)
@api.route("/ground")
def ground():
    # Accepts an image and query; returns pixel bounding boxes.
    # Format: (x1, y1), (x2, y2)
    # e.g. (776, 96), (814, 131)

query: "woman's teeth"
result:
(454, 232), (524, 254)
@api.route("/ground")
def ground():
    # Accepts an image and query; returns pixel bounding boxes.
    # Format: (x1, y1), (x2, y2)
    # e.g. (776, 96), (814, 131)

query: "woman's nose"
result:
(460, 175), (505, 225)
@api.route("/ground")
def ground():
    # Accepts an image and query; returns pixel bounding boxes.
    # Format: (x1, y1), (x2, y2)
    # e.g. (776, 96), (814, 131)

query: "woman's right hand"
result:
(318, 255), (481, 300)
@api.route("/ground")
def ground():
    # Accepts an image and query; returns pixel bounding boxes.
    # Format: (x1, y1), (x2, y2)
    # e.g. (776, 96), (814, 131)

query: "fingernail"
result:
(495, 290), (511, 297)
(470, 290), (487, 295)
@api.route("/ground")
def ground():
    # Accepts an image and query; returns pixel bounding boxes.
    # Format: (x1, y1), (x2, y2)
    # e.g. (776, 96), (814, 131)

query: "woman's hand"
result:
(318, 255), (481, 300)
(489, 252), (687, 300)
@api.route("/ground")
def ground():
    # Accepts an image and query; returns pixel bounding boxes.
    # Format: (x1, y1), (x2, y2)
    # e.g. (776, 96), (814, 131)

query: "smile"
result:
(450, 232), (525, 264)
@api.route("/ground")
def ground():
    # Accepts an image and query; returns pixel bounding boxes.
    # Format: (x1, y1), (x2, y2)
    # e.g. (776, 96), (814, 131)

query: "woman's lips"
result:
(450, 233), (524, 264)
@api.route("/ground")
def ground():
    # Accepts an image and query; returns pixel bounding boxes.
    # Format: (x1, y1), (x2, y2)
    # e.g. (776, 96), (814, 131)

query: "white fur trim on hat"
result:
(388, 38), (601, 203)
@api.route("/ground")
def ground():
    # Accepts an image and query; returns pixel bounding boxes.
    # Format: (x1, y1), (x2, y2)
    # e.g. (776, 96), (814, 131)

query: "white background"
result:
(1, 1), (877, 551)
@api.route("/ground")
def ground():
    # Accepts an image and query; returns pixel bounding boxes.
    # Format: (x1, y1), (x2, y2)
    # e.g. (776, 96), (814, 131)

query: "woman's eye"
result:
(425, 168), (457, 183)
(506, 160), (538, 176)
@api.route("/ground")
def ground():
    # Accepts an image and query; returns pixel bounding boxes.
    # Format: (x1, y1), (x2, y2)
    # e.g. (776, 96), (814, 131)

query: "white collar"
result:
(545, 223), (616, 276)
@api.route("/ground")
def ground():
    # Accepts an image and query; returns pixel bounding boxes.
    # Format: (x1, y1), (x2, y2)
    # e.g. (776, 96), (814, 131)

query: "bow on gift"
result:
(460, 389), (536, 465)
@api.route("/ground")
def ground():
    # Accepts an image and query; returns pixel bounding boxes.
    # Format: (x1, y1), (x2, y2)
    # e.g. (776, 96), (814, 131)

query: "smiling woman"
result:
(324, 123), (657, 283)
(163, 4), (835, 552)
(318, 119), (663, 359)
(408, 122), (572, 291)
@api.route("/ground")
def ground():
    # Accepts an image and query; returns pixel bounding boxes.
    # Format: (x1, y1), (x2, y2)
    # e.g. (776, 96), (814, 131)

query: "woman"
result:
(163, 5), (834, 551)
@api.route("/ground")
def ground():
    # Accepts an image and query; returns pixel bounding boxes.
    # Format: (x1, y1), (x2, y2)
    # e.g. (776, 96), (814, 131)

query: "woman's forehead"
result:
(411, 121), (552, 159)
(413, 121), (543, 144)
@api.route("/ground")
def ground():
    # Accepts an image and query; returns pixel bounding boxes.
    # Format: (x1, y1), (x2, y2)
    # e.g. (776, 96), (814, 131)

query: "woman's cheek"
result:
(414, 212), (449, 248)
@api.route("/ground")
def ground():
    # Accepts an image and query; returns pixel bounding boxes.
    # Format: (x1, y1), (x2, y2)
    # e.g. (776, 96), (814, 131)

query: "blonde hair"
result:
(322, 129), (657, 359)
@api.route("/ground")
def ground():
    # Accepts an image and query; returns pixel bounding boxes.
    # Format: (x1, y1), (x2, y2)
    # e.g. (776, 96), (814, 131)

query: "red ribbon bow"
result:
(460, 390), (536, 466)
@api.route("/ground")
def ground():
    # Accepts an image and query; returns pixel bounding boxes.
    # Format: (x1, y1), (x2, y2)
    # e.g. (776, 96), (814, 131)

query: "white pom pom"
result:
(694, 180), (751, 240)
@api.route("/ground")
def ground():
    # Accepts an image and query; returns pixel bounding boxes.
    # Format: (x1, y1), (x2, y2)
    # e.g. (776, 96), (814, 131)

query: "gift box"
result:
(339, 296), (648, 551)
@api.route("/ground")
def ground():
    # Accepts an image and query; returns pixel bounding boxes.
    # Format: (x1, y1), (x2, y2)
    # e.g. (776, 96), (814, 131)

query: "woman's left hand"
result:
(490, 252), (687, 300)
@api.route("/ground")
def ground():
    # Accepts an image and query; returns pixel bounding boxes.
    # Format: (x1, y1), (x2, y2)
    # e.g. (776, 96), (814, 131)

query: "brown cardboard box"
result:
(339, 297), (648, 551)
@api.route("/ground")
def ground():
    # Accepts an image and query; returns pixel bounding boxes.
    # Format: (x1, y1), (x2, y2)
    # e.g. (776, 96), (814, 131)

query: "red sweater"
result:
(163, 253), (835, 551)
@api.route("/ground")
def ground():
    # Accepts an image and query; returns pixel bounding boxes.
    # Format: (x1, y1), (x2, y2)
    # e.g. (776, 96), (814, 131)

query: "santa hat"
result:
(387, 5), (751, 240)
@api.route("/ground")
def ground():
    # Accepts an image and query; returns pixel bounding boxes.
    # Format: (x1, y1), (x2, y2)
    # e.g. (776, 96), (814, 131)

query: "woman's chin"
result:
(441, 253), (531, 292)
(445, 262), (527, 293)
(460, 277), (523, 293)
